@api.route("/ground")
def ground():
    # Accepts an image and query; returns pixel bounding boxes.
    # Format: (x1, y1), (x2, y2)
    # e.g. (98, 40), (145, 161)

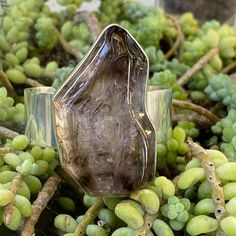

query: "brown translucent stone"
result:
(53, 24), (156, 196)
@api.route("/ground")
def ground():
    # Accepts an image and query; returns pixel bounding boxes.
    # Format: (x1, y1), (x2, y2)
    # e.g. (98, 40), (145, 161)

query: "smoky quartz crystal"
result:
(53, 24), (156, 196)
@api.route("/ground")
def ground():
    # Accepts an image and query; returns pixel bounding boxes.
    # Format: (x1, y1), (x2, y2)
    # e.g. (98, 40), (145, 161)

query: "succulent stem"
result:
(4, 173), (23, 224)
(172, 99), (220, 124)
(25, 78), (44, 87)
(54, 28), (81, 58)
(74, 11), (102, 43)
(134, 213), (158, 236)
(0, 70), (17, 99)
(21, 173), (61, 236)
(188, 141), (227, 235)
(221, 60), (236, 74)
(177, 47), (219, 86)
(75, 198), (104, 236)
(165, 14), (182, 59)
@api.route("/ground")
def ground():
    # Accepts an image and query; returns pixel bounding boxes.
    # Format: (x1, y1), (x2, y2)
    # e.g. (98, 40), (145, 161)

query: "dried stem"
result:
(25, 78), (44, 87)
(0, 126), (19, 139)
(0, 121), (25, 134)
(210, 103), (226, 117)
(172, 113), (212, 128)
(172, 99), (220, 124)
(134, 213), (158, 236)
(9, 173), (22, 196)
(165, 15), (182, 59)
(0, 147), (18, 154)
(172, 174), (181, 195)
(0, 126), (42, 150)
(21, 173), (61, 236)
(74, 11), (102, 42)
(230, 73), (236, 82)
(188, 141), (227, 235)
(0, 70), (17, 99)
(55, 166), (84, 196)
(75, 198), (104, 236)
(4, 174), (23, 224)
(178, 34), (185, 61)
(177, 47), (219, 86)
(221, 60), (236, 74)
(54, 28), (81, 58)
(163, 165), (172, 179)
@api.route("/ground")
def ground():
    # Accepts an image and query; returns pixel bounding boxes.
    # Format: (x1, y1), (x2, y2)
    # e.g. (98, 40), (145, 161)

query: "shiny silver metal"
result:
(24, 87), (56, 148)
(147, 86), (172, 144)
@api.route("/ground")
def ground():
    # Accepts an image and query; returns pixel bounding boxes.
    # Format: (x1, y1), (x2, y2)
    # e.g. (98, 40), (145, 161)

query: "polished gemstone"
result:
(53, 24), (156, 196)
